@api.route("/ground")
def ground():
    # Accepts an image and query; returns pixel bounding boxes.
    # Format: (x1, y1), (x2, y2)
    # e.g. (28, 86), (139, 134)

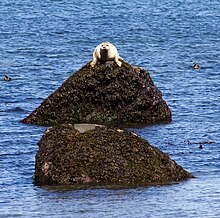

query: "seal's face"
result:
(100, 42), (110, 51)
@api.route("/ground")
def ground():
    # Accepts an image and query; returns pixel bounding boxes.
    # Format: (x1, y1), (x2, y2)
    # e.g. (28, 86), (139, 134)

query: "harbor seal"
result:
(90, 42), (123, 67)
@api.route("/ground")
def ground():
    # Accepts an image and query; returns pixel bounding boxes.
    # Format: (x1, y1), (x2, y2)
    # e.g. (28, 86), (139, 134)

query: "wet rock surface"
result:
(22, 61), (172, 126)
(34, 124), (193, 186)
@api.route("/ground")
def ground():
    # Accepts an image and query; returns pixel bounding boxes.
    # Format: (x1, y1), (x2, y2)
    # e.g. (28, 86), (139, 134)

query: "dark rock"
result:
(34, 124), (193, 186)
(22, 61), (172, 126)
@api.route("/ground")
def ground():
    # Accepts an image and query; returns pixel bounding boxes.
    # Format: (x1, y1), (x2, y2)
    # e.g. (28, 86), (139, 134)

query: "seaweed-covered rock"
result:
(22, 61), (171, 126)
(34, 124), (192, 186)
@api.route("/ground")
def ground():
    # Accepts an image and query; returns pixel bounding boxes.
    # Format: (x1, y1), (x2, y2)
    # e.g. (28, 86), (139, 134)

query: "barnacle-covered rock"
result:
(34, 124), (192, 186)
(22, 61), (171, 126)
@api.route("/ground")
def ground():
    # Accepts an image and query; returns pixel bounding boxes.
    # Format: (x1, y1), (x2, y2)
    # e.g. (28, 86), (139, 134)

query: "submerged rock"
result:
(34, 124), (193, 186)
(22, 61), (171, 126)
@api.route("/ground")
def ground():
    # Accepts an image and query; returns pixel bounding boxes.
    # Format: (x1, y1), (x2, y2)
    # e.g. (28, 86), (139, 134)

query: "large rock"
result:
(34, 124), (193, 186)
(22, 61), (172, 126)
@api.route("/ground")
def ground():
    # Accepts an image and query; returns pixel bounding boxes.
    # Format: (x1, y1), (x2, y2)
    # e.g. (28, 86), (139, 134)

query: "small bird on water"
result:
(4, 74), (12, 81)
(192, 63), (201, 69)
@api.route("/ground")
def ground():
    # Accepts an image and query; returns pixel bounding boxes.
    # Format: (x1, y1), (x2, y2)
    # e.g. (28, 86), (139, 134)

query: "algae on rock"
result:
(34, 124), (193, 186)
(22, 61), (172, 126)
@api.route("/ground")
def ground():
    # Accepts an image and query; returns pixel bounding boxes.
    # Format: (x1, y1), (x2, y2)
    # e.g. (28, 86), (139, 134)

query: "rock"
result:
(22, 61), (172, 126)
(34, 124), (193, 186)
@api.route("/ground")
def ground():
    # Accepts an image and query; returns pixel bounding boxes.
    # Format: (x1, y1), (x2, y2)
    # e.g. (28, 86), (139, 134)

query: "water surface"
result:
(0, 0), (220, 217)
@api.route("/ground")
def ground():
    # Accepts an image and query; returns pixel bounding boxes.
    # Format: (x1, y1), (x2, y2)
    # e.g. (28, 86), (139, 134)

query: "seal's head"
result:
(100, 42), (110, 52)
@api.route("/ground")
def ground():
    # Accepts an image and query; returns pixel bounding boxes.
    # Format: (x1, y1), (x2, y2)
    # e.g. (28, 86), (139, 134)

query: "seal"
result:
(90, 42), (123, 67)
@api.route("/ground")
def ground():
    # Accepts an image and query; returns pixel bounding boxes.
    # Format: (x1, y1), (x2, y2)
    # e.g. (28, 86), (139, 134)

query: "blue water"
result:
(1, 0), (220, 217)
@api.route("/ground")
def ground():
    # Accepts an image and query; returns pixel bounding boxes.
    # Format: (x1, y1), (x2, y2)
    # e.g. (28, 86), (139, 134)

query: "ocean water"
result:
(0, 0), (220, 217)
